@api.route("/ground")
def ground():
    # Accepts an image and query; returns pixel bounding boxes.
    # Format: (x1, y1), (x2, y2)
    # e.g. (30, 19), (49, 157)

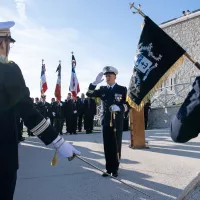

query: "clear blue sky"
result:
(1, 0), (200, 99)
(24, 0), (200, 62)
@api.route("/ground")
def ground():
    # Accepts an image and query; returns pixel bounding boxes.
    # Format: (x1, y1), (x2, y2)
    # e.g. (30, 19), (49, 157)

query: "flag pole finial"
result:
(71, 51), (74, 55)
(59, 60), (61, 64)
(129, 2), (146, 18)
(42, 59), (44, 64)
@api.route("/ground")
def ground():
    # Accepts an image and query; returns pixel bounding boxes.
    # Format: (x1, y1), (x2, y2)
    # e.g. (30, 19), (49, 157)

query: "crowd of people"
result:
(18, 90), (133, 142)
(18, 92), (97, 142)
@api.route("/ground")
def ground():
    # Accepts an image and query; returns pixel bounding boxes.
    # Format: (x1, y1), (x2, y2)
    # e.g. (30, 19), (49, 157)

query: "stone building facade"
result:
(151, 9), (200, 108)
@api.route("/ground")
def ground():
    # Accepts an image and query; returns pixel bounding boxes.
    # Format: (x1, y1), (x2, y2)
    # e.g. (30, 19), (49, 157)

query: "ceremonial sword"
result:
(68, 155), (151, 198)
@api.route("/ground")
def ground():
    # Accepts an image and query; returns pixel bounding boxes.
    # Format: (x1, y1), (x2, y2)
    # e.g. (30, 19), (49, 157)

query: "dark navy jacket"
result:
(86, 83), (128, 130)
(0, 61), (58, 172)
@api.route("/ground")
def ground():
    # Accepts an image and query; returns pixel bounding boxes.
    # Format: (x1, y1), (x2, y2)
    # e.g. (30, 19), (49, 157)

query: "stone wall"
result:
(148, 105), (180, 129)
(151, 12), (200, 108)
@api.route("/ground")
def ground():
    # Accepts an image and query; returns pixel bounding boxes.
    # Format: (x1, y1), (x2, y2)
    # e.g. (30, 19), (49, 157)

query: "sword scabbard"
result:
(110, 111), (113, 127)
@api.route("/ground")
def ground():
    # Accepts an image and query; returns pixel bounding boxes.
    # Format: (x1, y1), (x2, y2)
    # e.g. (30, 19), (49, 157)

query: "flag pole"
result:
(129, 3), (148, 149)
(184, 52), (200, 70)
(129, 3), (146, 18)
(41, 59), (44, 96)
(59, 60), (61, 102)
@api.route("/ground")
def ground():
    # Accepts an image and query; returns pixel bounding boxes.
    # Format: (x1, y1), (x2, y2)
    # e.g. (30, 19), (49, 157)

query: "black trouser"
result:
(66, 116), (71, 133)
(72, 114), (78, 134)
(84, 114), (94, 132)
(54, 119), (64, 135)
(78, 114), (83, 131)
(123, 118), (129, 131)
(102, 126), (123, 172)
(50, 117), (54, 126)
(144, 114), (148, 130)
(0, 171), (17, 200)
(66, 114), (72, 133)
(65, 117), (68, 132)
(66, 114), (77, 134)
(17, 121), (23, 141)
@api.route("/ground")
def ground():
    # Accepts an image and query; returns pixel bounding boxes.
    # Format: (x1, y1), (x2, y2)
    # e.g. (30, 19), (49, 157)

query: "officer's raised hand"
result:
(92, 72), (104, 85)
(53, 136), (81, 158)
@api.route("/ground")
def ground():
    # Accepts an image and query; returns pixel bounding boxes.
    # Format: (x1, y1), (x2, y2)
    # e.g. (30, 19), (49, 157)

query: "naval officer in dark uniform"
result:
(0, 21), (80, 200)
(49, 97), (56, 126)
(84, 96), (96, 133)
(38, 94), (50, 119)
(86, 66), (129, 177)
(54, 100), (65, 135)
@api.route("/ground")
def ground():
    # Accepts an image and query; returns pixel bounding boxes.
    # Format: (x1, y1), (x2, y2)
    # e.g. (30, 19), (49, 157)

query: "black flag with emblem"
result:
(127, 16), (186, 111)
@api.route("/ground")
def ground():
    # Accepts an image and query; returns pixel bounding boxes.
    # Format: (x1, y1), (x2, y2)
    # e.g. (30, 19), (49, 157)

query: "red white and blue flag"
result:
(54, 63), (61, 101)
(69, 54), (80, 97)
(40, 63), (48, 94)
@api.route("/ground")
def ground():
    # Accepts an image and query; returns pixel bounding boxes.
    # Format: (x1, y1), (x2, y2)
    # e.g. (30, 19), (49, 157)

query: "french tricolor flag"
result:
(40, 63), (48, 94)
(69, 54), (80, 97)
(54, 63), (61, 101)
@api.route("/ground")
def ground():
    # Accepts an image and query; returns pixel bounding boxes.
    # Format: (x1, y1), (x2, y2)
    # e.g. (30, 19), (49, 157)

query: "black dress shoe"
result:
(102, 171), (111, 177)
(112, 171), (118, 177)
(20, 137), (25, 141)
(87, 130), (92, 133)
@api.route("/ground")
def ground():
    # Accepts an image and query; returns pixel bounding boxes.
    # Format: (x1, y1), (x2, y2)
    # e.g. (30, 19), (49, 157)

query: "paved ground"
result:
(184, 183), (200, 200)
(14, 129), (200, 200)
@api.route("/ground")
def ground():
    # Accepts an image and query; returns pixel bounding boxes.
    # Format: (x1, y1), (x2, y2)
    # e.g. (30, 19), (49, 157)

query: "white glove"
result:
(52, 112), (56, 116)
(92, 72), (104, 85)
(110, 104), (120, 112)
(74, 110), (77, 114)
(59, 102), (63, 106)
(53, 136), (81, 158)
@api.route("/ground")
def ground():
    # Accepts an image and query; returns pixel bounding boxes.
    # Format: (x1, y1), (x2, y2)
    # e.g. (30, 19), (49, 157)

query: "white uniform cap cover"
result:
(0, 21), (15, 42)
(103, 66), (118, 75)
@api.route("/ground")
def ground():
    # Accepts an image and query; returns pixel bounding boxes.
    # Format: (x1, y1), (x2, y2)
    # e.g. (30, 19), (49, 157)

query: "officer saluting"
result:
(86, 66), (129, 177)
(0, 21), (80, 200)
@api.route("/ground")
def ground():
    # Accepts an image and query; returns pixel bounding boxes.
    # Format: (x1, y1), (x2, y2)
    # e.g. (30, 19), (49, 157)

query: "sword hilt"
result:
(68, 153), (76, 161)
